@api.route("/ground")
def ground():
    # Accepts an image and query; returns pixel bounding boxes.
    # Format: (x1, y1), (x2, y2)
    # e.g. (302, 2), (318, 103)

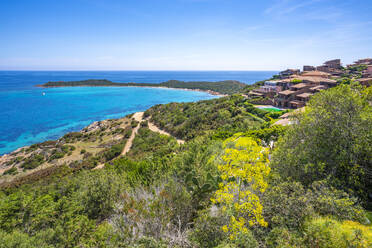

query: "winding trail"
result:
(94, 112), (184, 170)
(121, 111), (185, 155)
(147, 122), (185, 144)
(121, 112), (144, 155)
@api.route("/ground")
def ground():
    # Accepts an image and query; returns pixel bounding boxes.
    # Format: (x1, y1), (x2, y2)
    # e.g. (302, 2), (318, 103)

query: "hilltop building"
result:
(303, 65), (315, 71)
(315, 59), (343, 76)
(354, 58), (372, 65)
(279, 69), (300, 78)
(273, 76), (336, 108)
(249, 58), (369, 109)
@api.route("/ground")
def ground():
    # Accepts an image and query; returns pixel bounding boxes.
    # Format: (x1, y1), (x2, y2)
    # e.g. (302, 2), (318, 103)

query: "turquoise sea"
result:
(0, 71), (276, 155)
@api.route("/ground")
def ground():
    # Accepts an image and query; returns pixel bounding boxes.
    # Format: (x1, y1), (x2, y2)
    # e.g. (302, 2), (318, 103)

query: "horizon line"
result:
(0, 69), (280, 72)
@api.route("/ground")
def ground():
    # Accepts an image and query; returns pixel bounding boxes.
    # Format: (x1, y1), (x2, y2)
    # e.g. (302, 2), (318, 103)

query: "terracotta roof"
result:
(289, 75), (337, 84)
(297, 93), (313, 98)
(301, 71), (331, 78)
(249, 91), (264, 96)
(279, 90), (295, 95)
(291, 83), (311, 89)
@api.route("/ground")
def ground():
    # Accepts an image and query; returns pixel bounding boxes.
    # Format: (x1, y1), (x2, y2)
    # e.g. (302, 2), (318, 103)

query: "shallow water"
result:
(0, 71), (275, 154)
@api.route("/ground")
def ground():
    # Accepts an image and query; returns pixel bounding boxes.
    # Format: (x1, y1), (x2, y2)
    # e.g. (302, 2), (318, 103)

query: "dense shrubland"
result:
(145, 95), (281, 140)
(41, 79), (246, 95)
(0, 84), (371, 247)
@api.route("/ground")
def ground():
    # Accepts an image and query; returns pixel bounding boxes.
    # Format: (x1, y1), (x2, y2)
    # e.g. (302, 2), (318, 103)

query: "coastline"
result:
(36, 84), (228, 97)
(0, 86), (224, 157)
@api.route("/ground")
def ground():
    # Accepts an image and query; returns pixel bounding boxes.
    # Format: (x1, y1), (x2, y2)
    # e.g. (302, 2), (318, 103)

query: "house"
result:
(354, 58), (372, 65)
(262, 81), (282, 92)
(274, 83), (314, 108)
(279, 69), (300, 78)
(275, 90), (296, 108)
(248, 81), (281, 99)
(303, 65), (315, 71)
(309, 85), (326, 93)
(273, 77), (332, 109)
(324, 59), (342, 69)
(316, 59), (342, 75)
(363, 65), (372, 77)
(292, 92), (313, 108)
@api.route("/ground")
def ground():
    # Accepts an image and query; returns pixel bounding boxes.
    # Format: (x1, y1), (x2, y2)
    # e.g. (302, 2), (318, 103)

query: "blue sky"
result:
(0, 0), (371, 70)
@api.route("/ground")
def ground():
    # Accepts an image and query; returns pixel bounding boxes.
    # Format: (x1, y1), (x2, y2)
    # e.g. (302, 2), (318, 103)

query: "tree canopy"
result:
(272, 84), (372, 205)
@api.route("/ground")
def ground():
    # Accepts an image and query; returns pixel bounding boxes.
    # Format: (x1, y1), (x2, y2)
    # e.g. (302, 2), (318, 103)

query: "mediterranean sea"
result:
(0, 71), (276, 155)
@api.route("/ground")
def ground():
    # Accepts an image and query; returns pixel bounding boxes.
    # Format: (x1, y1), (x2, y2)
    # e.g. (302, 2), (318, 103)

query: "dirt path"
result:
(147, 121), (185, 144)
(94, 112), (184, 170)
(121, 112), (144, 155)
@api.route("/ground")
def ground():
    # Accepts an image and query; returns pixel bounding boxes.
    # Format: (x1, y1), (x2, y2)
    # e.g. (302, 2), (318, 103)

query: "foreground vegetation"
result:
(39, 79), (246, 95)
(0, 84), (371, 247)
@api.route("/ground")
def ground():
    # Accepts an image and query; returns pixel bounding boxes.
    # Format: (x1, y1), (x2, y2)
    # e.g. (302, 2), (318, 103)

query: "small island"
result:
(37, 79), (247, 95)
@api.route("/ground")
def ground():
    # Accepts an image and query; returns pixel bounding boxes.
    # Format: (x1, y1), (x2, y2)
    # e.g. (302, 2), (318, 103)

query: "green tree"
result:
(272, 85), (372, 205)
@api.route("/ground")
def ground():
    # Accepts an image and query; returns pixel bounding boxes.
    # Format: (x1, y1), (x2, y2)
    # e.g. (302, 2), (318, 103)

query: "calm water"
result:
(0, 71), (275, 155)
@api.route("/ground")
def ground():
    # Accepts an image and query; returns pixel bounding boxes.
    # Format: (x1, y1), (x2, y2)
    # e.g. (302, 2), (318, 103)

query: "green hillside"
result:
(0, 84), (371, 247)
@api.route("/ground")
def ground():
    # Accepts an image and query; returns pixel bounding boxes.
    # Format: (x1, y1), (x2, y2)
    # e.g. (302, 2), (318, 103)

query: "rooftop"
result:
(278, 90), (296, 95)
(291, 83), (311, 89)
(289, 76), (337, 84)
(301, 70), (331, 78)
(249, 91), (264, 96)
(310, 85), (326, 91)
(297, 93), (313, 98)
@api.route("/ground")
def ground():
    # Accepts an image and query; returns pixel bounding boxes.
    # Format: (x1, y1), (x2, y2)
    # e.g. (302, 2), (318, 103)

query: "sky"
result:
(0, 0), (371, 70)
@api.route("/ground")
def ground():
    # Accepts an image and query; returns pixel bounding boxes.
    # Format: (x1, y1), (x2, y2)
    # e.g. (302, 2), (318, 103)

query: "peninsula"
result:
(37, 79), (247, 95)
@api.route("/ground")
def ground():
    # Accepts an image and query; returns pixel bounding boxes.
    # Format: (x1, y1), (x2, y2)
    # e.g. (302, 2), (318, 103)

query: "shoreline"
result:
(36, 84), (228, 97)
(0, 87), (224, 157)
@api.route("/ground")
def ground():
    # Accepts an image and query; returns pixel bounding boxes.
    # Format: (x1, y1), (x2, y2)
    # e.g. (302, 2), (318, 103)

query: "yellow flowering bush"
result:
(211, 135), (270, 239)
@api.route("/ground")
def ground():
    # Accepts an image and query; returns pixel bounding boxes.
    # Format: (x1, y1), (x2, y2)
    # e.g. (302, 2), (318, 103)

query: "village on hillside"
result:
(248, 58), (372, 109)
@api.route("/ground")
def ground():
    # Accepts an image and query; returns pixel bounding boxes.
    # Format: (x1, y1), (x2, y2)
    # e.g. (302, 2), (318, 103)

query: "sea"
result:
(0, 71), (276, 155)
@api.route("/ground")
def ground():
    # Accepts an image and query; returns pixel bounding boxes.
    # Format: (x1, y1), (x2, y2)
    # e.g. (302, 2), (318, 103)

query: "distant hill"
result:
(38, 79), (246, 95)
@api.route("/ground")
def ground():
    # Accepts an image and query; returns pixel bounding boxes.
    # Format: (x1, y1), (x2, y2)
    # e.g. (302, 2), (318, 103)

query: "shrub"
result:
(21, 154), (45, 170)
(131, 120), (139, 128)
(49, 151), (65, 161)
(262, 181), (366, 230)
(303, 217), (372, 248)
(102, 144), (123, 161)
(190, 209), (228, 248)
(265, 227), (303, 248)
(2, 167), (18, 176)
(111, 182), (193, 246)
